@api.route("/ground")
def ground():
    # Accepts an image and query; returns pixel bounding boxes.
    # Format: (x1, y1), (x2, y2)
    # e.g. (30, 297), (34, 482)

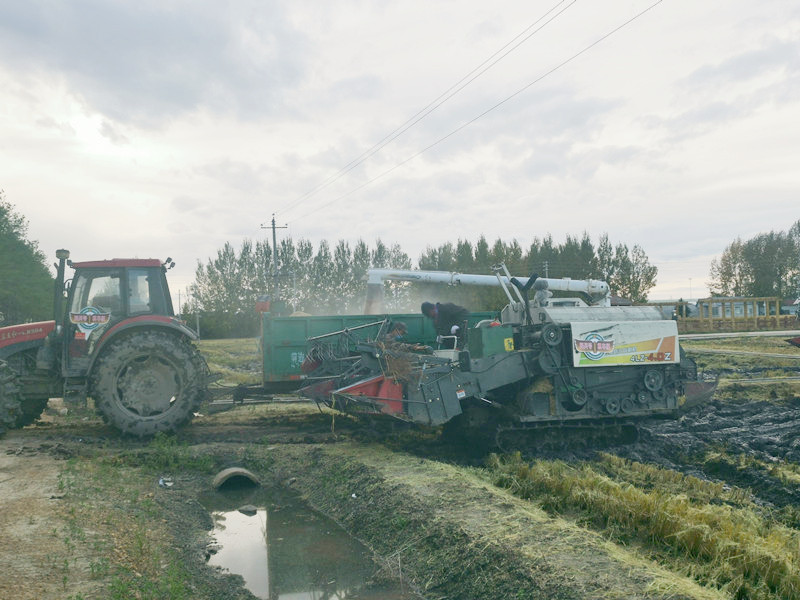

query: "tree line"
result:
(0, 192), (54, 326)
(189, 238), (412, 337)
(188, 232), (658, 337)
(708, 221), (800, 299)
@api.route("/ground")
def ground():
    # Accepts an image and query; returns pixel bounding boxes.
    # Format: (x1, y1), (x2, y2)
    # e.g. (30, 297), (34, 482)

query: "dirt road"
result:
(0, 438), (102, 600)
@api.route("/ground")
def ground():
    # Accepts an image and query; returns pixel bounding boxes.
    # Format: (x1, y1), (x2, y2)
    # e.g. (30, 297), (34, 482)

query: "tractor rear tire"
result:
(91, 331), (207, 437)
(0, 360), (23, 435)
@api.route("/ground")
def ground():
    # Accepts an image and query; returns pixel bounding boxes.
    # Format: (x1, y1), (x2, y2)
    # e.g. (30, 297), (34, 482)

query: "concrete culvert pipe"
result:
(212, 467), (261, 490)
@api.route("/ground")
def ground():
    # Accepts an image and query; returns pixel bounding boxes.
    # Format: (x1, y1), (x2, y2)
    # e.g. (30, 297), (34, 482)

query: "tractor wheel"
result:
(0, 360), (23, 435)
(91, 331), (207, 437)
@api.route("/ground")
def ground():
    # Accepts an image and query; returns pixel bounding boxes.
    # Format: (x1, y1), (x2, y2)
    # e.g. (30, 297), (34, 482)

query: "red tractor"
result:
(0, 250), (207, 437)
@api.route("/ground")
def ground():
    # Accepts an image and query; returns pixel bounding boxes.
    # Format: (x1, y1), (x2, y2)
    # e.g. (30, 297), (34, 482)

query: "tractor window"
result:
(127, 269), (152, 315)
(127, 268), (169, 315)
(70, 271), (123, 316)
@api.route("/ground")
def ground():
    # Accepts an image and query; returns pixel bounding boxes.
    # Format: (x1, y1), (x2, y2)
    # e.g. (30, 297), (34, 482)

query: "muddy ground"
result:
(2, 347), (800, 598)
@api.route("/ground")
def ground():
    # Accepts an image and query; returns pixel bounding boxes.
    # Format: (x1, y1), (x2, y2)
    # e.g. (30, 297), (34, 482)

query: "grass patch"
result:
(138, 432), (216, 472)
(683, 337), (800, 354)
(714, 380), (800, 404)
(56, 455), (195, 599)
(197, 338), (262, 385)
(488, 452), (800, 600)
(682, 336), (800, 373)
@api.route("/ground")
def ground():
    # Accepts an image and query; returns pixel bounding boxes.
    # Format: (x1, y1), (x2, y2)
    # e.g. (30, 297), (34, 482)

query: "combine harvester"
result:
(300, 265), (718, 445)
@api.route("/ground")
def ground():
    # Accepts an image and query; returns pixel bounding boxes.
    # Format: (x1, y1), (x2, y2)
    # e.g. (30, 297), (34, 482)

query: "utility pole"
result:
(261, 214), (288, 299)
(543, 260), (549, 278)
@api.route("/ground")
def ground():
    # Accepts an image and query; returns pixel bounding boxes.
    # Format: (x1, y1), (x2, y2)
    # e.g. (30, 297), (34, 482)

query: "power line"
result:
(290, 0), (664, 223)
(277, 0), (577, 218)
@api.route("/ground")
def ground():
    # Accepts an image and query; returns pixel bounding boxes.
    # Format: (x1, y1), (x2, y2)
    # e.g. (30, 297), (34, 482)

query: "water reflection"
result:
(208, 508), (269, 598)
(201, 484), (411, 600)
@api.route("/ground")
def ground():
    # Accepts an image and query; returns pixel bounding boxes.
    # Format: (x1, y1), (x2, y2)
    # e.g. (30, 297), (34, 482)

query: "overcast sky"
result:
(2, 0), (798, 304)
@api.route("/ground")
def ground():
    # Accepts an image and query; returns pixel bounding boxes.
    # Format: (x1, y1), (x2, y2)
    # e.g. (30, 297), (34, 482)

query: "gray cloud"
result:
(35, 116), (76, 136)
(0, 1), (308, 126)
(683, 36), (800, 89)
(658, 100), (744, 141)
(99, 120), (129, 145)
(647, 34), (800, 140)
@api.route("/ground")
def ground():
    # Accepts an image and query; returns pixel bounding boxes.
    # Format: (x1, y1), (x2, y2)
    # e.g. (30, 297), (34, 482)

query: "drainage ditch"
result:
(200, 478), (413, 599)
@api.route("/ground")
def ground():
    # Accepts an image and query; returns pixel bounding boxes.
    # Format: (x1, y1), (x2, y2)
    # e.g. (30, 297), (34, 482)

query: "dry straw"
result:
(488, 452), (800, 600)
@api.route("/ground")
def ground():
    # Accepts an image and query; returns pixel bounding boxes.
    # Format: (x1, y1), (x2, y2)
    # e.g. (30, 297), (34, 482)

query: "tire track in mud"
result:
(618, 399), (800, 509)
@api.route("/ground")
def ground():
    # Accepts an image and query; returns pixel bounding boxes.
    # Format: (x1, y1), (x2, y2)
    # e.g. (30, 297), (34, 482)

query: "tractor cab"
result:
(63, 259), (174, 375)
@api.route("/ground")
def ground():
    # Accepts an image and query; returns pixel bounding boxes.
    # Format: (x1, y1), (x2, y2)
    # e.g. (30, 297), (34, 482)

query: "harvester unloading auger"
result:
(300, 265), (717, 445)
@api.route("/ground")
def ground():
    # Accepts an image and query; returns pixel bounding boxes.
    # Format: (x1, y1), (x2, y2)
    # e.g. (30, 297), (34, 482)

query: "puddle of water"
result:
(208, 508), (270, 598)
(201, 483), (412, 600)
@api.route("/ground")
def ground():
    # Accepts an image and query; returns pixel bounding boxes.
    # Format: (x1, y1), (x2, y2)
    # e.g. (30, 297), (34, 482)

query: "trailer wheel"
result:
(0, 360), (23, 434)
(91, 331), (207, 437)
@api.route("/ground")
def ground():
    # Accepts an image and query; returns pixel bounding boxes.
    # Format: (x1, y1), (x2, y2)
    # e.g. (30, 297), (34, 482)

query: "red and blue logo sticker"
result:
(574, 333), (615, 361)
(69, 307), (111, 337)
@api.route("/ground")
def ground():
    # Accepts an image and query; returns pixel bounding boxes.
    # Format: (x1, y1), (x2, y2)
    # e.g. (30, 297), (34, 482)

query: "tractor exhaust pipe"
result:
(53, 249), (70, 323)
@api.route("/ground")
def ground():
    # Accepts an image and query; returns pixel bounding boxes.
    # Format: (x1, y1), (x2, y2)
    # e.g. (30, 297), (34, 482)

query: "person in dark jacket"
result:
(421, 301), (469, 348)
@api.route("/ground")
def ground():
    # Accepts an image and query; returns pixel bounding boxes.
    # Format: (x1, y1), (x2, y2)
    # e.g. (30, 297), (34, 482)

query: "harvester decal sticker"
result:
(574, 333), (614, 360)
(69, 306), (111, 337)
(571, 321), (679, 367)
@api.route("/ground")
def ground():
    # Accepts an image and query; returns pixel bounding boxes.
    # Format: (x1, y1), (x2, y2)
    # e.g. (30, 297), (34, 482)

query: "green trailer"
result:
(260, 311), (497, 389)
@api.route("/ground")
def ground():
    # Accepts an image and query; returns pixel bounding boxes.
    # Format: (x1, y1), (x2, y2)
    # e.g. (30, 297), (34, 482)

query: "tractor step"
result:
(62, 378), (88, 406)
